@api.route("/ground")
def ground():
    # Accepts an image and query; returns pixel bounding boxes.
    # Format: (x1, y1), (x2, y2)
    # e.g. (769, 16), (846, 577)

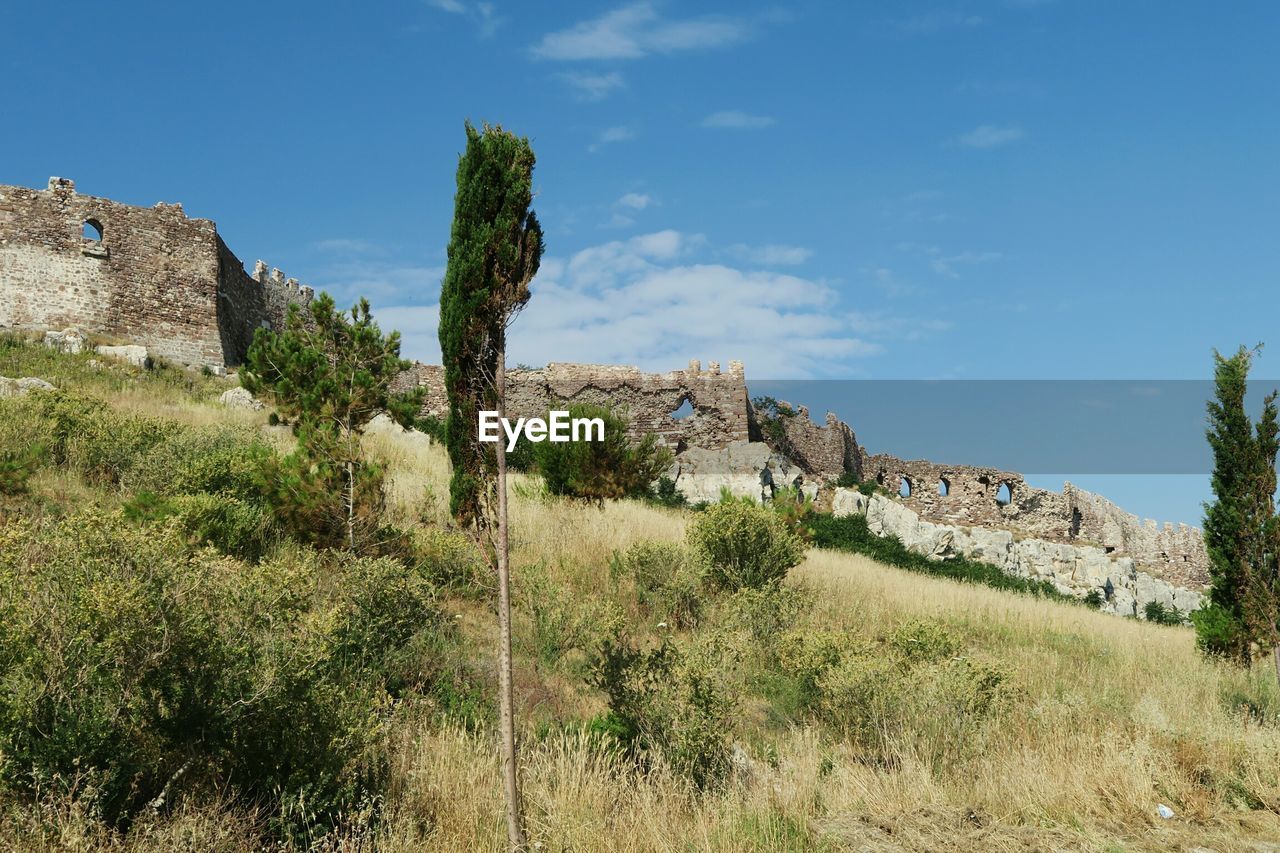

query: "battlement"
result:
(251, 260), (315, 301)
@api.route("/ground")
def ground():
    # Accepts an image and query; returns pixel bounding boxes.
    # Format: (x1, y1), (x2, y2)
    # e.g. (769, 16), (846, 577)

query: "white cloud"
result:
(377, 231), (880, 377)
(424, 0), (503, 37)
(896, 12), (984, 35)
(616, 192), (653, 210)
(312, 261), (445, 307)
(558, 70), (625, 101)
(701, 110), (776, 129)
(588, 125), (635, 152)
(930, 250), (1003, 278)
(532, 3), (750, 61)
(313, 238), (381, 254)
(957, 124), (1025, 148)
(727, 243), (812, 265)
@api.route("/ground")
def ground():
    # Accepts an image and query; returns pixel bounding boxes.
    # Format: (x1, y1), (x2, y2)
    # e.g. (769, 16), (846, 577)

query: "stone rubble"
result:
(0, 376), (55, 397)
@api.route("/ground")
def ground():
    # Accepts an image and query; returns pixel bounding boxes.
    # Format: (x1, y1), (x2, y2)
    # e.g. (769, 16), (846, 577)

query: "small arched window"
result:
(670, 396), (694, 420)
(996, 482), (1013, 506)
(899, 477), (912, 498)
(938, 477), (950, 497)
(83, 219), (103, 241)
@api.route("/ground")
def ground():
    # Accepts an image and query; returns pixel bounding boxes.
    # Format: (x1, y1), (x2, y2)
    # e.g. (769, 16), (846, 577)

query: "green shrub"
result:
(647, 475), (687, 508)
(535, 403), (672, 501)
(857, 481), (879, 497)
(124, 424), (267, 499)
(888, 618), (961, 663)
(588, 633), (735, 790)
(687, 499), (806, 591)
(408, 525), (488, 592)
(0, 512), (443, 839)
(1192, 602), (1245, 657)
(0, 443), (44, 497)
(1083, 588), (1105, 608)
(809, 512), (1072, 601)
(619, 541), (705, 629)
(835, 471), (860, 489)
(521, 563), (623, 666)
(724, 583), (814, 645)
(1144, 600), (1185, 625)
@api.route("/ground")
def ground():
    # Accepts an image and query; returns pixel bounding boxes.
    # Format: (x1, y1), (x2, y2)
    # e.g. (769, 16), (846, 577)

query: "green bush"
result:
(687, 499), (806, 591)
(888, 618), (962, 663)
(1192, 602), (1245, 657)
(0, 443), (44, 497)
(618, 541), (705, 629)
(834, 471), (860, 489)
(588, 633), (735, 790)
(647, 475), (687, 508)
(122, 491), (277, 562)
(520, 563), (623, 666)
(1144, 600), (1185, 625)
(1083, 588), (1105, 608)
(535, 403), (672, 501)
(809, 512), (1072, 601)
(0, 512), (442, 839)
(124, 424), (267, 499)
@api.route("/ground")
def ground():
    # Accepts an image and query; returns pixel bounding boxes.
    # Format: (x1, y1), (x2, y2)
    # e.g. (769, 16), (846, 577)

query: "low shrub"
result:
(588, 632), (735, 790)
(535, 403), (672, 501)
(0, 512), (443, 840)
(521, 563), (624, 666)
(618, 540), (705, 629)
(834, 471), (860, 489)
(688, 499), (806, 591)
(1144, 600), (1185, 626)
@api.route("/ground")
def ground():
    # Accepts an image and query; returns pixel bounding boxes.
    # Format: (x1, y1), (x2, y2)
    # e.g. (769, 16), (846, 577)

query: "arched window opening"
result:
(996, 482), (1012, 506)
(669, 396), (694, 420)
(83, 219), (103, 241)
(899, 477), (912, 498)
(938, 477), (950, 497)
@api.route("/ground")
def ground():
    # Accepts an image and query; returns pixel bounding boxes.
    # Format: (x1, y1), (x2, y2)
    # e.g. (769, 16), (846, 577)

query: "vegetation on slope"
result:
(3, 335), (1280, 851)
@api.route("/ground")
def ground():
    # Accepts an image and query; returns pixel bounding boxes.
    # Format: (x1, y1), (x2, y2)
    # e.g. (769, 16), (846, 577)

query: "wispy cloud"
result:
(929, 250), (1003, 277)
(957, 123), (1025, 148)
(616, 192), (654, 210)
(424, 0), (503, 38)
(895, 11), (984, 35)
(727, 244), (812, 265)
(531, 3), (751, 61)
(313, 238), (382, 255)
(588, 125), (635, 152)
(378, 230), (881, 377)
(557, 70), (626, 101)
(701, 110), (776, 129)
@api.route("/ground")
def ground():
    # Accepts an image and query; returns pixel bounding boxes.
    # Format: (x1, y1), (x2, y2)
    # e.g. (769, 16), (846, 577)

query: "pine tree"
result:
(243, 293), (423, 551)
(439, 121), (543, 850)
(1197, 345), (1280, 680)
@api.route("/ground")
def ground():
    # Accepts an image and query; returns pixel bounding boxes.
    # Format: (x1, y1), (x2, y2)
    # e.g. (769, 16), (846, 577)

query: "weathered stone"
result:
(831, 487), (868, 518)
(95, 344), (151, 369)
(0, 376), (54, 397)
(43, 327), (86, 354)
(0, 178), (310, 370)
(219, 387), (264, 411)
(670, 440), (813, 504)
(852, 493), (1200, 619)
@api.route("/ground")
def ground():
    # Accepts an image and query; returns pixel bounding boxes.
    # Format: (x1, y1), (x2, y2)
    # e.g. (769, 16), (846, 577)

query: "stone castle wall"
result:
(860, 452), (1209, 589)
(401, 358), (751, 451)
(0, 178), (309, 367)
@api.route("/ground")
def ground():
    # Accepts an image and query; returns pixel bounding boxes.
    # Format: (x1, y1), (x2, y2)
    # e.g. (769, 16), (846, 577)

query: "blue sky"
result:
(3, 1), (1278, 524)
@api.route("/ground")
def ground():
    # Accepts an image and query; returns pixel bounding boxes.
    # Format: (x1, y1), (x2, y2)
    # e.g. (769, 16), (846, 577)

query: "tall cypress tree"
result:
(1198, 345), (1280, 679)
(438, 121), (542, 850)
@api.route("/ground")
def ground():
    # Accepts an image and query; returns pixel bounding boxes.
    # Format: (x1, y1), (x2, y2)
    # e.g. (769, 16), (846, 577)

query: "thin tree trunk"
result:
(1273, 642), (1280, 691)
(494, 341), (526, 850)
(346, 415), (356, 551)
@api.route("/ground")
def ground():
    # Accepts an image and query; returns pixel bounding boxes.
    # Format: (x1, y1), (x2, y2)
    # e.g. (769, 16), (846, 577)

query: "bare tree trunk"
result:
(345, 416), (356, 551)
(494, 342), (526, 851)
(1273, 643), (1280, 691)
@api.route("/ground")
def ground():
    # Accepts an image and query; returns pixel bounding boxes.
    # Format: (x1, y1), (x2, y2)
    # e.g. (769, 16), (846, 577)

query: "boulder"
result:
(44, 327), (86, 355)
(0, 376), (55, 397)
(219, 387), (264, 411)
(95, 344), (151, 369)
(671, 440), (812, 504)
(831, 487), (868, 518)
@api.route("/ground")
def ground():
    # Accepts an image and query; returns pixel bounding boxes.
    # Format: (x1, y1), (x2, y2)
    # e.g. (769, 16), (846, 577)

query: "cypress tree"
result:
(438, 121), (543, 850)
(1197, 345), (1280, 679)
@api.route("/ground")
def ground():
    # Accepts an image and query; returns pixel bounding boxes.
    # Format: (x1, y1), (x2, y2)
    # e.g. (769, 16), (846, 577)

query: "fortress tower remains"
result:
(0, 177), (311, 368)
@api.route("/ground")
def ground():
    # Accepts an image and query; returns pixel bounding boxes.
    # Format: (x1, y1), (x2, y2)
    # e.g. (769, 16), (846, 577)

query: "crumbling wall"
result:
(860, 452), (1210, 588)
(405, 358), (751, 451)
(0, 178), (310, 368)
(753, 402), (861, 482)
(216, 252), (315, 366)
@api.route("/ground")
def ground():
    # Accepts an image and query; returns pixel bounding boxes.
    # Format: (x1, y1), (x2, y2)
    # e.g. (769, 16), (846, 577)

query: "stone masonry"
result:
(0, 178), (310, 367)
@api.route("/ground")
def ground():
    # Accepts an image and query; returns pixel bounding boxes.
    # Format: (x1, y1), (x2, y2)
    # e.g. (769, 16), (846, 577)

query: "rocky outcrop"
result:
(833, 489), (1204, 619)
(219, 387), (264, 411)
(94, 344), (151, 369)
(669, 440), (816, 505)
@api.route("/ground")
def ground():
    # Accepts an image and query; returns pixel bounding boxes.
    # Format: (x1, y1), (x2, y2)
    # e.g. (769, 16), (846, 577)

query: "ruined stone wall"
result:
(0, 178), (310, 368)
(755, 402), (861, 482)
(216, 252), (315, 366)
(402, 358), (751, 450)
(860, 452), (1210, 588)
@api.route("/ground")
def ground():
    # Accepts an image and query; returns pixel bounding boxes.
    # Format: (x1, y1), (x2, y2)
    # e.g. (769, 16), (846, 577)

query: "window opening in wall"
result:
(83, 219), (103, 241)
(899, 477), (912, 498)
(938, 477), (950, 496)
(670, 396), (694, 420)
(996, 482), (1012, 505)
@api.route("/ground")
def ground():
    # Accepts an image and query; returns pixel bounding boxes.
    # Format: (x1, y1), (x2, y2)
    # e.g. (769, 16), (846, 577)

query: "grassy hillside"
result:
(3, 335), (1280, 851)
